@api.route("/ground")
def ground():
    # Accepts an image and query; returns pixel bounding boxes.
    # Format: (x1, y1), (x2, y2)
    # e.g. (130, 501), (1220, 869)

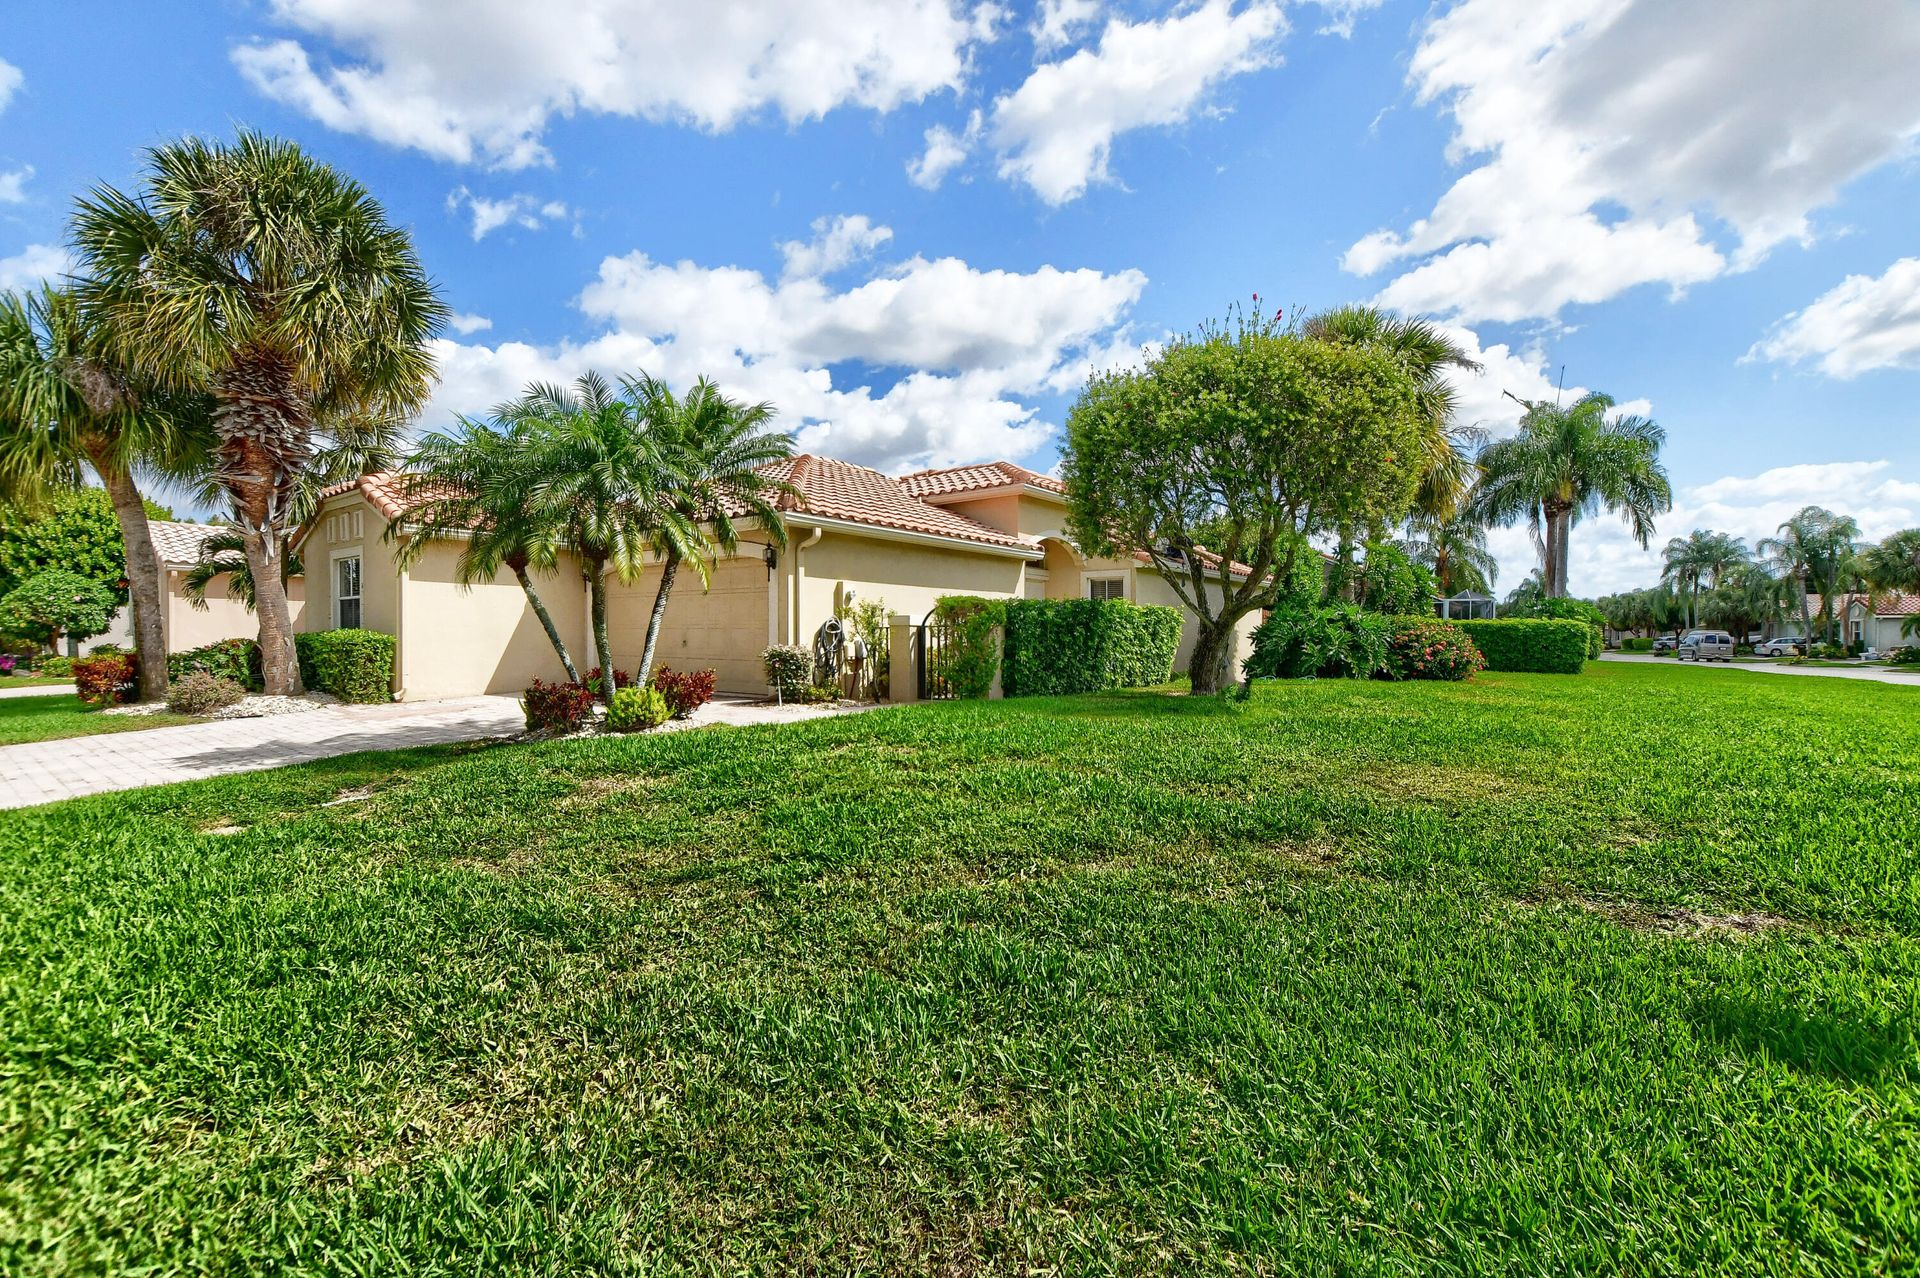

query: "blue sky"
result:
(3, 0), (1918, 594)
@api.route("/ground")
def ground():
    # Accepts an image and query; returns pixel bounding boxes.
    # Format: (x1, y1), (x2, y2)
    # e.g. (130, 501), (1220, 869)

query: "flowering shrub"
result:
(73, 653), (138, 705)
(521, 678), (595, 733)
(607, 684), (673, 732)
(1382, 618), (1484, 682)
(761, 645), (812, 700)
(651, 665), (717, 718)
(0, 655), (14, 676)
(581, 666), (633, 698)
(1886, 646), (1920, 667)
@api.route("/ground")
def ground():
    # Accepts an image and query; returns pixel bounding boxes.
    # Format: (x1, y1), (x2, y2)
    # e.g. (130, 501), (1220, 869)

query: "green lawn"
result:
(2, 663), (1915, 1274)
(0, 694), (199, 745)
(0, 676), (75, 689)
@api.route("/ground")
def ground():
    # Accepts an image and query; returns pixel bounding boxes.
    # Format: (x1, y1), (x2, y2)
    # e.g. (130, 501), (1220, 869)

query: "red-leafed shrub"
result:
(581, 667), (633, 698)
(1382, 618), (1484, 682)
(74, 653), (138, 705)
(521, 678), (595, 733)
(651, 665), (717, 719)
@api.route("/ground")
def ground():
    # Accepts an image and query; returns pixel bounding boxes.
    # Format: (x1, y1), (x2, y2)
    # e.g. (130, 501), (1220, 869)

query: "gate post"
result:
(889, 613), (918, 703)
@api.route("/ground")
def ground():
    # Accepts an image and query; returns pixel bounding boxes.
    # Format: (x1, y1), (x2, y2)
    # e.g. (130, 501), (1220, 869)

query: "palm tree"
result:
(0, 286), (196, 700)
(1402, 507), (1497, 596)
(1864, 528), (1920, 595)
(1473, 392), (1671, 598)
(70, 130), (446, 694)
(393, 417), (581, 683)
(1759, 506), (1862, 646)
(1661, 529), (1750, 629)
(504, 373), (691, 704)
(180, 526), (303, 614)
(624, 374), (795, 683)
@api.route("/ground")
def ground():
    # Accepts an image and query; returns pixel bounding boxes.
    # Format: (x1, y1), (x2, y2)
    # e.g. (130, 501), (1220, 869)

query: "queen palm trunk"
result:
(637, 549), (681, 685)
(508, 558), (578, 683)
(586, 559), (615, 705)
(89, 449), (170, 701)
(1544, 503), (1573, 598)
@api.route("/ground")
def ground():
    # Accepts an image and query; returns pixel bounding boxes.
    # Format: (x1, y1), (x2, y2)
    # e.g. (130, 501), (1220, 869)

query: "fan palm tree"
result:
(70, 130), (446, 694)
(0, 286), (198, 700)
(1864, 528), (1920, 595)
(624, 374), (795, 683)
(392, 417), (580, 683)
(1660, 529), (1750, 629)
(1759, 506), (1862, 646)
(1473, 392), (1671, 597)
(504, 373), (693, 703)
(1402, 507), (1498, 597)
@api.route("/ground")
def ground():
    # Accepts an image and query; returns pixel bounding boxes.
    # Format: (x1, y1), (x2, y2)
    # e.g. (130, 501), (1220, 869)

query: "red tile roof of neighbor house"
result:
(1810, 591), (1920, 617)
(897, 460), (1067, 498)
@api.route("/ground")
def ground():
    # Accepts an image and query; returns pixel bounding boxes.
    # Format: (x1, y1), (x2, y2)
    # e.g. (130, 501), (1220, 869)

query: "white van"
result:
(1678, 631), (1735, 662)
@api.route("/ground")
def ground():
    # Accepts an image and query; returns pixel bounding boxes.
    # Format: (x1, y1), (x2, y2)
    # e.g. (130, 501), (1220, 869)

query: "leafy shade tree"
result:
(1864, 528), (1920, 595)
(0, 569), (117, 651)
(1759, 506), (1863, 645)
(1660, 529), (1750, 628)
(1402, 508), (1498, 597)
(505, 374), (692, 704)
(624, 374), (795, 684)
(1063, 315), (1427, 693)
(394, 418), (581, 683)
(0, 286), (192, 700)
(1474, 392), (1672, 598)
(72, 130), (447, 694)
(1357, 539), (1438, 616)
(0, 484), (170, 600)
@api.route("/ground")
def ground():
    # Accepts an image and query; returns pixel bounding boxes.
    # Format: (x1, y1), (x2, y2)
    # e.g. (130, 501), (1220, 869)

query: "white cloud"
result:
(233, 0), (993, 168)
(1347, 0), (1920, 323)
(421, 220), (1147, 472)
(989, 0), (1286, 205)
(447, 311), (494, 336)
(1031, 0), (1100, 52)
(1306, 0), (1384, 38)
(1488, 460), (1920, 598)
(906, 110), (981, 190)
(446, 187), (574, 240)
(778, 214), (893, 280)
(0, 165), (29, 204)
(0, 243), (71, 292)
(1436, 322), (1648, 439)
(1747, 257), (1920, 379)
(0, 57), (20, 113)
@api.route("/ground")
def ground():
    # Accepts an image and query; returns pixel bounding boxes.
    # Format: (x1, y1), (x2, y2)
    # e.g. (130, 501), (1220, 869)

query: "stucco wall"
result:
(790, 529), (1029, 637)
(300, 495), (401, 638)
(398, 541), (587, 701)
(163, 570), (304, 652)
(934, 490), (1073, 541)
(604, 549), (773, 695)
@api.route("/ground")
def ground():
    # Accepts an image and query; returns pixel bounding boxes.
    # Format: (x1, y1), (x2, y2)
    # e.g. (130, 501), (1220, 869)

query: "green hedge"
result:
(1001, 597), (1184, 695)
(169, 638), (263, 691)
(930, 596), (1006, 699)
(1454, 619), (1590, 674)
(295, 629), (395, 702)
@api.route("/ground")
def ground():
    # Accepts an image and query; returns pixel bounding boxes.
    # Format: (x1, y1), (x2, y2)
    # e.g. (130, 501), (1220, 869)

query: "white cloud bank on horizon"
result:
(1345, 0), (1920, 324)
(418, 213), (1149, 473)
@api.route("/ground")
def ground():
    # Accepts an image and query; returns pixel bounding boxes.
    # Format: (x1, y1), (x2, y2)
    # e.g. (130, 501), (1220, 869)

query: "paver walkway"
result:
(0, 682), (77, 699)
(0, 693), (880, 810)
(1599, 653), (1920, 686)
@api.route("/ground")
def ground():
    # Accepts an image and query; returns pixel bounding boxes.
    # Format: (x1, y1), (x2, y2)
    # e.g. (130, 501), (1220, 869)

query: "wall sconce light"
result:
(763, 544), (778, 580)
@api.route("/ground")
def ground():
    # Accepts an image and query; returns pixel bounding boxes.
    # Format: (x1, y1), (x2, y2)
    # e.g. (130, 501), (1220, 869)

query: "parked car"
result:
(1753, 636), (1803, 657)
(1678, 631), (1735, 662)
(1650, 635), (1678, 653)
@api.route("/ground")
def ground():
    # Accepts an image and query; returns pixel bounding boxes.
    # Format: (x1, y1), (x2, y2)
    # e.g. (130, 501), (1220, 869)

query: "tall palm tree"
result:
(1402, 507), (1498, 597)
(505, 373), (692, 704)
(1661, 529), (1750, 629)
(1759, 506), (1862, 646)
(393, 417), (580, 683)
(70, 130), (446, 694)
(625, 374), (795, 683)
(1473, 392), (1671, 598)
(0, 286), (195, 700)
(1304, 306), (1484, 522)
(1864, 528), (1920, 595)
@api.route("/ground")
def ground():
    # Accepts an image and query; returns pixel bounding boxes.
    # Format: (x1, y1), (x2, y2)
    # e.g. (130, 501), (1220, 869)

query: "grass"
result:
(1, 662), (1915, 1274)
(0, 694), (199, 745)
(0, 676), (74, 689)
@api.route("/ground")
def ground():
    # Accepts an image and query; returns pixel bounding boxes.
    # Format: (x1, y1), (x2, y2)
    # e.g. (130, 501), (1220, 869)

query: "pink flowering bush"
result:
(1382, 617), (1484, 682)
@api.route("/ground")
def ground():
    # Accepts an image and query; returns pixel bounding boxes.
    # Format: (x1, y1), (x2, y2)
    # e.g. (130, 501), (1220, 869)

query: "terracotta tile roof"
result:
(1132, 546), (1256, 581)
(147, 520), (225, 568)
(762, 455), (1036, 551)
(1814, 591), (1920, 617)
(316, 473), (416, 523)
(897, 460), (1067, 499)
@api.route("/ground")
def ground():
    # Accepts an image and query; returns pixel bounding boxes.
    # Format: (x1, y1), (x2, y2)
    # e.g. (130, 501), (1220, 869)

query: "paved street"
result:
(1599, 653), (1920, 686)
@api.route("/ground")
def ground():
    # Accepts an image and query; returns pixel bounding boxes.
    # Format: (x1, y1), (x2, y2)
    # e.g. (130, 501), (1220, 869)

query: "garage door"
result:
(606, 556), (770, 695)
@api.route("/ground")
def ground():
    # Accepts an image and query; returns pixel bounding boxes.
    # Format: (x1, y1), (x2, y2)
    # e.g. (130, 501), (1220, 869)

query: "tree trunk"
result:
(1187, 620), (1236, 695)
(637, 550), (681, 686)
(90, 450), (170, 702)
(1544, 506), (1572, 598)
(512, 563), (578, 683)
(588, 561), (614, 705)
(1435, 546), (1451, 597)
(242, 526), (303, 695)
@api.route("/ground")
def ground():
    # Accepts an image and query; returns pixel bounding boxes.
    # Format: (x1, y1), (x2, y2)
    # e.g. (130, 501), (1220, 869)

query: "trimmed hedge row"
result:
(1001, 597), (1184, 695)
(295, 629), (395, 702)
(1455, 619), (1590, 674)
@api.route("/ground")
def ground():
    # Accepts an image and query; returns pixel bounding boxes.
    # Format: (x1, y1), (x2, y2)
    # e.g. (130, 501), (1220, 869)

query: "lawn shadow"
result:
(1691, 993), (1915, 1084)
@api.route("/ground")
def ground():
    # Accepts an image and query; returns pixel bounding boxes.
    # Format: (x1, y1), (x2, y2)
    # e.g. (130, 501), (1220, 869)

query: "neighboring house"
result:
(1818, 592), (1920, 651)
(97, 521), (305, 653)
(298, 457), (1264, 701)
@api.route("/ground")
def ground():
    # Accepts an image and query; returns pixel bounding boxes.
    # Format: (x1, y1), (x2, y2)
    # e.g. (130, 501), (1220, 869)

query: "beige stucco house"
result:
(98, 521), (305, 653)
(296, 457), (1262, 701)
